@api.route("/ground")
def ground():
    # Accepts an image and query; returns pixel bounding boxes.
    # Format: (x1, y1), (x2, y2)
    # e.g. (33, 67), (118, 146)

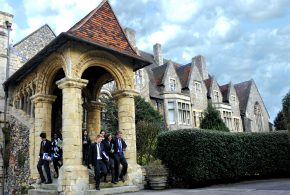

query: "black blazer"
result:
(103, 139), (115, 158)
(39, 139), (52, 157)
(89, 142), (109, 166)
(112, 138), (127, 154)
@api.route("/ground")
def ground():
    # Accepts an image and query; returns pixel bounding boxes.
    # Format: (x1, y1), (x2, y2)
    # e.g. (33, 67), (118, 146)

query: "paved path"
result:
(125, 178), (290, 195)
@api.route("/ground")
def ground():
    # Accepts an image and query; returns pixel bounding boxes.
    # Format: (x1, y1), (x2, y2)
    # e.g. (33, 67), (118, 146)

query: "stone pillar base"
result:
(127, 163), (143, 189)
(58, 165), (89, 195)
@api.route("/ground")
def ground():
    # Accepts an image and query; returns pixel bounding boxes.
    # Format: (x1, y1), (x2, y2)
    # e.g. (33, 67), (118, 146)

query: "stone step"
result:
(86, 185), (139, 195)
(89, 180), (129, 189)
(28, 189), (57, 195)
(39, 183), (58, 190)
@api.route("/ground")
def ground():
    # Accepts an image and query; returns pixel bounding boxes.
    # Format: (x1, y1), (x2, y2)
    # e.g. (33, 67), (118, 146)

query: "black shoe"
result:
(37, 180), (45, 184)
(119, 176), (125, 183)
(111, 181), (117, 184)
(45, 181), (52, 184)
(96, 187), (100, 190)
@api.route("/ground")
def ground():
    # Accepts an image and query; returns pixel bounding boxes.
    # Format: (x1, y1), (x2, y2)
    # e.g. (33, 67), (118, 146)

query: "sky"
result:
(1, 0), (290, 123)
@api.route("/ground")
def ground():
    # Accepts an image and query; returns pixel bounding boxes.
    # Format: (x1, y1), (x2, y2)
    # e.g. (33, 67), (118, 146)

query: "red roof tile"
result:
(219, 83), (230, 102)
(67, 0), (137, 56)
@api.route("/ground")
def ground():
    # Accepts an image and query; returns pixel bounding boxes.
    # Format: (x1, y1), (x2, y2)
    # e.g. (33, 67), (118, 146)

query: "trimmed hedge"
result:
(157, 129), (290, 186)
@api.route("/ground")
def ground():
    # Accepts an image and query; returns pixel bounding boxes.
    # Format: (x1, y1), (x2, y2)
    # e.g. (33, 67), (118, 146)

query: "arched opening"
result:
(81, 66), (115, 135)
(51, 69), (65, 137)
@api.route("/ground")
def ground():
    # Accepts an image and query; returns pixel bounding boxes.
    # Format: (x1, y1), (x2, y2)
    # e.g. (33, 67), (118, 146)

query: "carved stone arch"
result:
(36, 53), (66, 94)
(74, 50), (133, 90)
(92, 73), (112, 100)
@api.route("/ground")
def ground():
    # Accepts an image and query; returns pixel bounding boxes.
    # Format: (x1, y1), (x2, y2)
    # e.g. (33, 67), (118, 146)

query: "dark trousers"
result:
(83, 150), (89, 167)
(37, 159), (52, 182)
(105, 157), (115, 182)
(94, 160), (107, 188)
(114, 154), (128, 181)
(53, 157), (62, 176)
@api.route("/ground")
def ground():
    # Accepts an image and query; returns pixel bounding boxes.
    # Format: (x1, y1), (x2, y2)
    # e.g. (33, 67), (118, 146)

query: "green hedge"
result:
(157, 129), (290, 186)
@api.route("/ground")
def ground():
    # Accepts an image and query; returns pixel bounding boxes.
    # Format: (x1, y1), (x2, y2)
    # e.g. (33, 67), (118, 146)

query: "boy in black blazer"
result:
(89, 135), (109, 190)
(37, 132), (52, 184)
(113, 131), (128, 183)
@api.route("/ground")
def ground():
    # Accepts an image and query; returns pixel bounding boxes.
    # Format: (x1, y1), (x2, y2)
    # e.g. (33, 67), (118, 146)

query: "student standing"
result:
(37, 132), (52, 184)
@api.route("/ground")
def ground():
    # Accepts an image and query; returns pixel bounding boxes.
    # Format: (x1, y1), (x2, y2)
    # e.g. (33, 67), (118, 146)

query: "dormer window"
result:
(213, 90), (219, 102)
(169, 78), (176, 91)
(194, 81), (202, 96)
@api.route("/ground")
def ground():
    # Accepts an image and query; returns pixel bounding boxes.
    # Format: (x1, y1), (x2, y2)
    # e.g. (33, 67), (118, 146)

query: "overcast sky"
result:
(2, 0), (290, 122)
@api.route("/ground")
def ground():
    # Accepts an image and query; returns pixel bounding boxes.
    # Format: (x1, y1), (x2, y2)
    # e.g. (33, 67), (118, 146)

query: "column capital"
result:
(112, 89), (139, 100)
(56, 77), (88, 90)
(89, 101), (104, 111)
(30, 93), (56, 104)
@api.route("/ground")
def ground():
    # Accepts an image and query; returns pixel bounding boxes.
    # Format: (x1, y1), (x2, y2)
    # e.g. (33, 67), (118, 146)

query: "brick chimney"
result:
(192, 55), (208, 80)
(153, 43), (163, 66)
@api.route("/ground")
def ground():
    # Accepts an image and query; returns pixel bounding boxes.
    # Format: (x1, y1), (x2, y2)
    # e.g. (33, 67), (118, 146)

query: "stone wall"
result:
(5, 115), (30, 195)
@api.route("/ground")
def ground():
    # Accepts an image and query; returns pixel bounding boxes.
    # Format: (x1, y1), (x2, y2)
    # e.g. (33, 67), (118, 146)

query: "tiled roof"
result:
(151, 64), (168, 86)
(204, 77), (212, 91)
(176, 63), (191, 89)
(234, 80), (252, 114)
(220, 83), (230, 102)
(68, 0), (137, 57)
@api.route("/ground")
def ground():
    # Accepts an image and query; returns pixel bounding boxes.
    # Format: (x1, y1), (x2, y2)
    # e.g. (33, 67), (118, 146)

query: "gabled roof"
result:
(67, 0), (137, 57)
(234, 80), (252, 114)
(176, 63), (191, 89)
(4, 1), (151, 88)
(13, 24), (56, 47)
(151, 64), (168, 86)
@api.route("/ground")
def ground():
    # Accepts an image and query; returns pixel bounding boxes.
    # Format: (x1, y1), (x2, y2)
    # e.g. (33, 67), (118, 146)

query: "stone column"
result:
(87, 101), (103, 141)
(112, 89), (143, 187)
(30, 94), (56, 180)
(56, 78), (88, 195)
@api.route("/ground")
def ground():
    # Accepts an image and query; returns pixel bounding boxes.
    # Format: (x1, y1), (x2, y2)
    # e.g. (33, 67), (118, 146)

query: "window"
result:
(198, 112), (203, 126)
(254, 102), (263, 131)
(234, 118), (239, 131)
(194, 81), (202, 97)
(223, 111), (232, 130)
(135, 70), (142, 85)
(178, 102), (190, 125)
(231, 95), (236, 104)
(169, 78), (176, 91)
(193, 111), (197, 127)
(213, 90), (219, 102)
(168, 102), (175, 124)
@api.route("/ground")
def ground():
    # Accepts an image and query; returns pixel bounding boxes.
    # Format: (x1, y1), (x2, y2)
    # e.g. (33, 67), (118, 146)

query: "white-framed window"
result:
(223, 111), (232, 130)
(254, 102), (263, 131)
(194, 81), (202, 97)
(168, 101), (175, 124)
(178, 102), (190, 125)
(193, 111), (197, 127)
(135, 70), (142, 85)
(231, 95), (236, 104)
(169, 78), (176, 91)
(213, 90), (219, 102)
(198, 112), (203, 125)
(234, 118), (239, 131)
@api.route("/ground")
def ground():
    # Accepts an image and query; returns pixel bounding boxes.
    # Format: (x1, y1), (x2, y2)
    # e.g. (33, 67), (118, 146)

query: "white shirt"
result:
(97, 143), (102, 160)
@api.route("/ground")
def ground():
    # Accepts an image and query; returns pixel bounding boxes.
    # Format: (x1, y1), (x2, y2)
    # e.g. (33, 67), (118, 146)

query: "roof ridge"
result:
(68, 0), (107, 32)
(13, 24), (55, 47)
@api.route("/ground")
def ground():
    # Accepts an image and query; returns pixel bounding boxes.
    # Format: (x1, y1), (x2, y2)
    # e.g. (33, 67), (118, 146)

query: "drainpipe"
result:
(3, 20), (12, 195)
(4, 21), (12, 128)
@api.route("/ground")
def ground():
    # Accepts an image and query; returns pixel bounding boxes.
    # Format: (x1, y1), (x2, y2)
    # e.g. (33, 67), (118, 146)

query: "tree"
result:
(282, 91), (290, 126)
(200, 102), (230, 132)
(101, 95), (166, 165)
(274, 111), (286, 130)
